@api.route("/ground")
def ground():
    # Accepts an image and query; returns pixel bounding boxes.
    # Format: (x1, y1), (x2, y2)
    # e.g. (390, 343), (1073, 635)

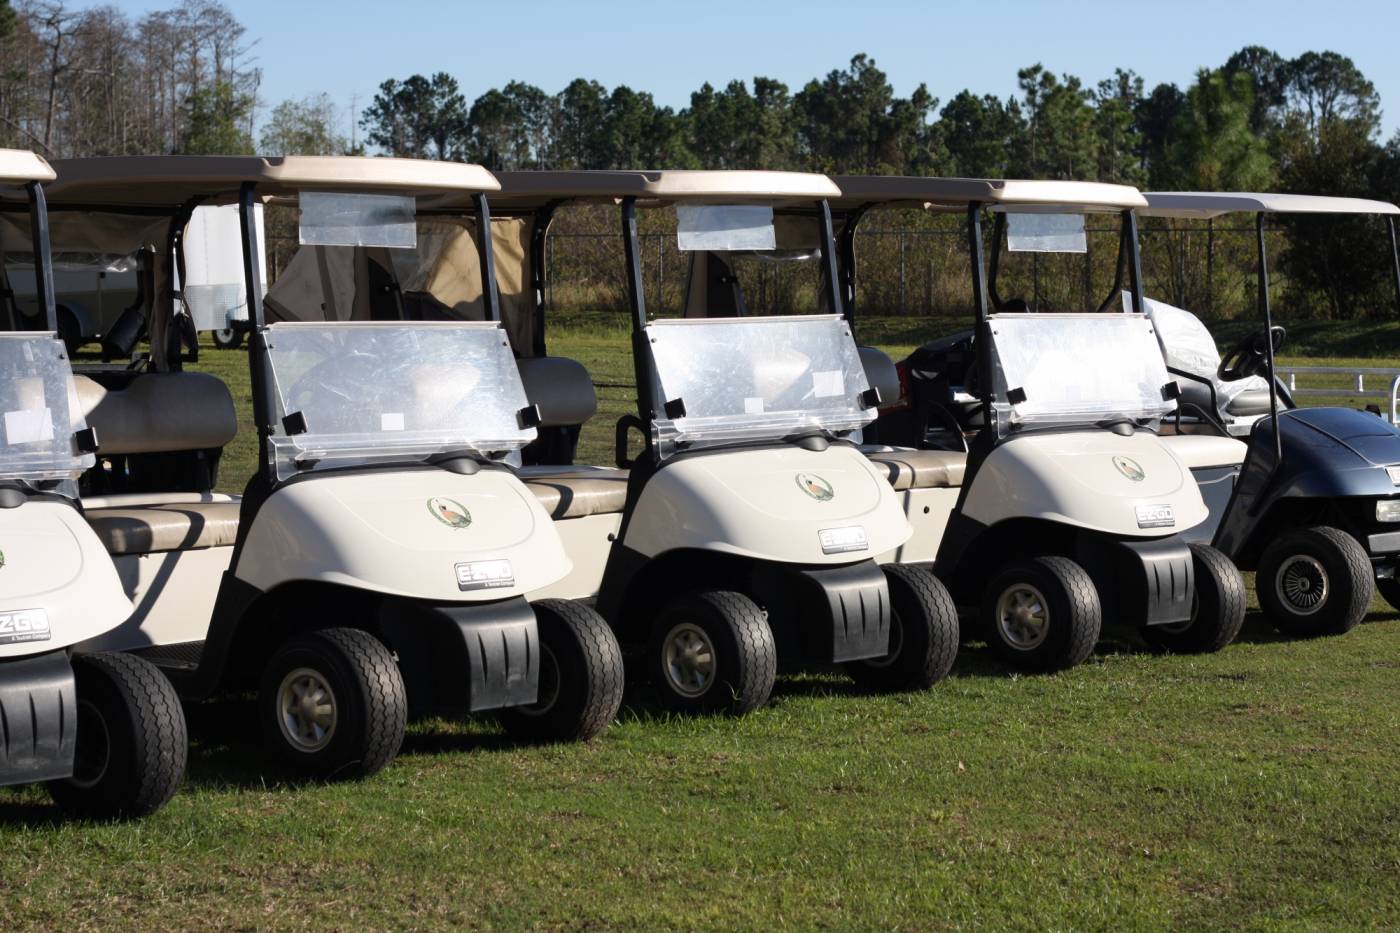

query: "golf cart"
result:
(485, 170), (959, 714)
(1139, 191), (1400, 634)
(0, 149), (187, 819)
(30, 155), (623, 778)
(827, 176), (1246, 671)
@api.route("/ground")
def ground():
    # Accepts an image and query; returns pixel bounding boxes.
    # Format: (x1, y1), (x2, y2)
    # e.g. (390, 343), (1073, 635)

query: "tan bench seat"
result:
(865, 448), (967, 490)
(86, 502), (242, 555)
(520, 467), (629, 519)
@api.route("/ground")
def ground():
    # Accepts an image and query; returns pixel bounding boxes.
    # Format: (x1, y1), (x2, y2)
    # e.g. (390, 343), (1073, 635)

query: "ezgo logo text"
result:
(0, 609), (50, 645)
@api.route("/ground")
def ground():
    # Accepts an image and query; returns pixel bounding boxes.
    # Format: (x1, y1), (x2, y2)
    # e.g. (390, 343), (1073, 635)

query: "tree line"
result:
(0, 0), (1396, 317)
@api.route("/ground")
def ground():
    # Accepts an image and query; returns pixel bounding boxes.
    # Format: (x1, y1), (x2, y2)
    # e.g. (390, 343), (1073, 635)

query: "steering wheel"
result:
(1218, 325), (1285, 382)
(286, 347), (383, 432)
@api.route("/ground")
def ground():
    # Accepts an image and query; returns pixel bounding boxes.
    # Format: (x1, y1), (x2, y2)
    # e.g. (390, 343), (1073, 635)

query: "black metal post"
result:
(529, 202), (557, 357)
(472, 193), (502, 325)
(836, 205), (868, 330)
(621, 198), (656, 435)
(815, 198), (846, 324)
(239, 182), (277, 481)
(1257, 211), (1283, 463)
(25, 182), (56, 334)
(1388, 215), (1400, 315)
(1124, 209), (1145, 314)
(967, 202), (996, 440)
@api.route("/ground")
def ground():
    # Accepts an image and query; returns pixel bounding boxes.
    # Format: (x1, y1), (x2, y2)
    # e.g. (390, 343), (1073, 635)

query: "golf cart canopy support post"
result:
(1256, 211), (1283, 465)
(25, 181), (55, 333)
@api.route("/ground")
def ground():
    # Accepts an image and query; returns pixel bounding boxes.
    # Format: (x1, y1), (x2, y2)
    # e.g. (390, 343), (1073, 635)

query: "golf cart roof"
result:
(43, 155), (498, 209)
(490, 170), (840, 210)
(1141, 191), (1400, 219)
(0, 149), (55, 185)
(829, 176), (1147, 212)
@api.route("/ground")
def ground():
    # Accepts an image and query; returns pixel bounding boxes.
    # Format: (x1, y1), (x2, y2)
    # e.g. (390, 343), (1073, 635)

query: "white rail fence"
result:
(1281, 366), (1400, 423)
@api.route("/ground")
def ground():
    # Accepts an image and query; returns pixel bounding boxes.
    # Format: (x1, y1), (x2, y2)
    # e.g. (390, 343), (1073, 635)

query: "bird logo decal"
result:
(795, 472), (835, 501)
(1113, 456), (1146, 482)
(427, 497), (472, 529)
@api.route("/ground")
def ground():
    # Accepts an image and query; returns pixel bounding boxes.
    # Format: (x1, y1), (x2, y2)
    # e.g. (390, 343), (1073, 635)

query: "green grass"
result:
(8, 318), (1400, 928)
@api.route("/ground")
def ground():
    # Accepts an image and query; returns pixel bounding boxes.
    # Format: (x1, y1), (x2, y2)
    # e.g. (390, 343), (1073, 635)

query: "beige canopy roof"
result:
(490, 170), (840, 211)
(1141, 191), (1400, 219)
(44, 155), (498, 208)
(0, 149), (54, 185)
(829, 175), (1147, 212)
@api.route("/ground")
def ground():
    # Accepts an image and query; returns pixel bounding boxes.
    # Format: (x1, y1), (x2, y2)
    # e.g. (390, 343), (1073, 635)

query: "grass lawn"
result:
(4, 318), (1400, 928)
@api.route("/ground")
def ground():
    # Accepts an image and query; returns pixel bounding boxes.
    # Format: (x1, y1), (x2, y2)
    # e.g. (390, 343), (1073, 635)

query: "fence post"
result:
(899, 231), (907, 314)
(1206, 219), (1214, 316)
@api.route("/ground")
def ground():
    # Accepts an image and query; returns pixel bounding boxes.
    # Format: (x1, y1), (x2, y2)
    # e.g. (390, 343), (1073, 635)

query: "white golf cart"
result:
(32, 156), (623, 778)
(1140, 191), (1400, 635)
(484, 170), (959, 714)
(0, 149), (186, 819)
(827, 176), (1247, 671)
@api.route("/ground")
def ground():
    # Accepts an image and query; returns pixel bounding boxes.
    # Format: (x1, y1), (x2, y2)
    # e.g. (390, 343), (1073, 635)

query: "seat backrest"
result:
(517, 356), (597, 427)
(859, 346), (901, 406)
(74, 372), (238, 455)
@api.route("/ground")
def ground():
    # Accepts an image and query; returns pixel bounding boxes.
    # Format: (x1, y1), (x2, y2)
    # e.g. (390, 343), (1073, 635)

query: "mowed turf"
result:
(4, 320), (1400, 929)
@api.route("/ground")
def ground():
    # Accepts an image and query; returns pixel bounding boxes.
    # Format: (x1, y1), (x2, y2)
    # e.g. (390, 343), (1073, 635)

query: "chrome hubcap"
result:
(996, 583), (1051, 650)
(276, 667), (338, 752)
(662, 623), (716, 698)
(1277, 556), (1329, 615)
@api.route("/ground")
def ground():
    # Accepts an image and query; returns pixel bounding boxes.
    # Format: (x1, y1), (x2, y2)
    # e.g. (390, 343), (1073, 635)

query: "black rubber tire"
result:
(846, 564), (959, 691)
(981, 556), (1102, 673)
(499, 599), (624, 743)
(1376, 576), (1400, 613)
(1256, 526), (1373, 637)
(258, 628), (406, 780)
(56, 307), (84, 356)
(1142, 544), (1247, 653)
(211, 326), (245, 350)
(648, 590), (776, 716)
(46, 652), (187, 820)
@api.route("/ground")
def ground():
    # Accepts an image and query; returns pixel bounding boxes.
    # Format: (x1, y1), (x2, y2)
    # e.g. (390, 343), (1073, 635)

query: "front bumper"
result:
(0, 650), (76, 786)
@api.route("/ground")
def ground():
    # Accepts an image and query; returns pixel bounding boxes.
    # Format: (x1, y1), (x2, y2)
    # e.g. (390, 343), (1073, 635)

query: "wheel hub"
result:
(996, 584), (1051, 650)
(662, 622), (716, 698)
(276, 667), (338, 752)
(1276, 555), (1329, 616)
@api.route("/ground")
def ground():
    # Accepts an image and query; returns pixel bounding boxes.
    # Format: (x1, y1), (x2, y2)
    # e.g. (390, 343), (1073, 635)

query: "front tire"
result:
(499, 599), (624, 742)
(846, 564), (959, 691)
(46, 653), (187, 820)
(1142, 544), (1246, 653)
(649, 590), (775, 716)
(981, 556), (1101, 673)
(1257, 526), (1372, 637)
(258, 628), (406, 780)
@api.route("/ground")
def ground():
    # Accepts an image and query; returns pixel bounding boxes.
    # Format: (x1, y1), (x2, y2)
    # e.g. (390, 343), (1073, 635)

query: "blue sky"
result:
(108, 0), (1400, 142)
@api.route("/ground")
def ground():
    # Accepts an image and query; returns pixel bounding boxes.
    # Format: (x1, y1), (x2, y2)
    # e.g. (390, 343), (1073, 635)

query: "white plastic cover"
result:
(299, 192), (417, 249)
(676, 205), (776, 252)
(184, 283), (244, 331)
(646, 314), (874, 456)
(1006, 213), (1087, 253)
(180, 203), (262, 327)
(265, 321), (535, 480)
(988, 313), (1174, 430)
(1139, 294), (1271, 411)
(0, 333), (94, 481)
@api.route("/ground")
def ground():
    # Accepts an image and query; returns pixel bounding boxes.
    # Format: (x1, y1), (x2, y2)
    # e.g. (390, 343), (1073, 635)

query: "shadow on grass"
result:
(0, 799), (70, 828)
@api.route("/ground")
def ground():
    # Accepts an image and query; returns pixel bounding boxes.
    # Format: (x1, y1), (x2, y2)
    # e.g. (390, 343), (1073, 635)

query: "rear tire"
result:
(1142, 544), (1246, 653)
(258, 628), (406, 780)
(499, 599), (624, 742)
(46, 653), (187, 820)
(649, 590), (775, 716)
(981, 556), (1101, 673)
(211, 326), (244, 350)
(1257, 526), (1372, 637)
(846, 564), (958, 691)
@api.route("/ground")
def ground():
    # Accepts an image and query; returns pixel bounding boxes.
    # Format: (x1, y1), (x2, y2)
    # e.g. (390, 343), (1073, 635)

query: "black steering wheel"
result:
(286, 347), (384, 432)
(1218, 326), (1285, 382)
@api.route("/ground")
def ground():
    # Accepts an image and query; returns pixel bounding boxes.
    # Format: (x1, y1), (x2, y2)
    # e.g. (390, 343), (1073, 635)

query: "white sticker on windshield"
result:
(676, 205), (776, 252)
(380, 412), (405, 431)
(812, 370), (845, 398)
(4, 408), (54, 444)
(1007, 213), (1087, 253)
(743, 397), (765, 414)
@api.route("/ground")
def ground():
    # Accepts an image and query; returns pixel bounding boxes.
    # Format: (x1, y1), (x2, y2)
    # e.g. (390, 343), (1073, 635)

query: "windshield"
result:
(265, 321), (535, 479)
(987, 312), (1174, 433)
(0, 333), (94, 482)
(646, 314), (874, 456)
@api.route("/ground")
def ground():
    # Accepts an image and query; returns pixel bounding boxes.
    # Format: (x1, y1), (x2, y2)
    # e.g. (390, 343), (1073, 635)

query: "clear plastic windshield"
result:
(0, 333), (94, 482)
(646, 315), (874, 456)
(987, 313), (1174, 434)
(265, 321), (535, 480)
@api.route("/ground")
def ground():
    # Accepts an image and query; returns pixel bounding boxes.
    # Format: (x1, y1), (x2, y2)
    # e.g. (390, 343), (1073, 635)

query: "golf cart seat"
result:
(1225, 387), (1272, 417)
(75, 371), (243, 553)
(520, 466), (629, 519)
(517, 356), (597, 466)
(1160, 433), (1249, 469)
(859, 346), (902, 407)
(864, 447), (967, 489)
